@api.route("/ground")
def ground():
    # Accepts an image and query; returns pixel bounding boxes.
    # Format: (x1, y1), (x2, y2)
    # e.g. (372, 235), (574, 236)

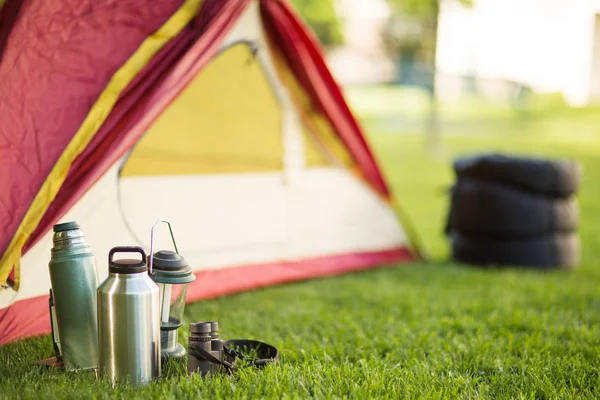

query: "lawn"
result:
(2, 94), (600, 398)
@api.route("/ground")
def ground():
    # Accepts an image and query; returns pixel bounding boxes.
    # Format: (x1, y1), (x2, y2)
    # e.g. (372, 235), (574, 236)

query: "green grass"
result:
(2, 104), (600, 398)
(343, 84), (570, 122)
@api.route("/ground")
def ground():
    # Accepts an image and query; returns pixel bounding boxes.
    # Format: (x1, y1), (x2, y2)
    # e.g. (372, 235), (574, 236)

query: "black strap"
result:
(223, 339), (279, 368)
(188, 339), (279, 375)
(188, 346), (236, 375)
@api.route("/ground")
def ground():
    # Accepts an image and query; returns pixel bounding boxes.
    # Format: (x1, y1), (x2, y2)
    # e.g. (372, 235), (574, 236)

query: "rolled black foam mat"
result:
(447, 178), (579, 237)
(453, 153), (582, 198)
(450, 231), (580, 269)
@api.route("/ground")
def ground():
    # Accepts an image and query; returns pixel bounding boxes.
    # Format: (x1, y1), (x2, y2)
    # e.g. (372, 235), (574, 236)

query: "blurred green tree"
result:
(289, 0), (344, 49)
(383, 0), (473, 153)
(0, 1), (342, 47)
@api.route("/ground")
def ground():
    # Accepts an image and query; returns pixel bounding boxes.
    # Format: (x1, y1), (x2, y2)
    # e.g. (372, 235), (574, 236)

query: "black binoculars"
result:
(187, 321), (279, 377)
(187, 321), (232, 376)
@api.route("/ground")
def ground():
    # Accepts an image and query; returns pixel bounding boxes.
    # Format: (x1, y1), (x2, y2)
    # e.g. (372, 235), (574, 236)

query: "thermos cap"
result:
(53, 221), (80, 233)
(109, 246), (148, 274)
(110, 259), (147, 274)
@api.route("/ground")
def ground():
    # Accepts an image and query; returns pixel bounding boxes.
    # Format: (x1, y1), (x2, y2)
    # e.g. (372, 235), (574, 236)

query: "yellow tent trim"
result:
(0, 0), (204, 289)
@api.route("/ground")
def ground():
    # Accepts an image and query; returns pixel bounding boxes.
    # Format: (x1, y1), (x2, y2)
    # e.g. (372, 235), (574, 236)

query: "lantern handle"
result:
(149, 219), (179, 275)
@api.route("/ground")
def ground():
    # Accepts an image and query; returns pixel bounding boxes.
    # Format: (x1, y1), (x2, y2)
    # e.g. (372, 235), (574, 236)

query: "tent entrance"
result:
(115, 41), (299, 264)
(120, 43), (285, 176)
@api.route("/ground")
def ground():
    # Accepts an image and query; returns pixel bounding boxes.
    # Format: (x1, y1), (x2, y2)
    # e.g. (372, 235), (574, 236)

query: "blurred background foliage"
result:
(382, 0), (473, 88)
(289, 0), (344, 48)
(289, 0), (475, 152)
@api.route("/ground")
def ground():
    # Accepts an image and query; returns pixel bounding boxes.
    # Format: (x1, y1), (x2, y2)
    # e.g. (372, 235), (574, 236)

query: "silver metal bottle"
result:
(48, 221), (99, 371)
(97, 246), (160, 386)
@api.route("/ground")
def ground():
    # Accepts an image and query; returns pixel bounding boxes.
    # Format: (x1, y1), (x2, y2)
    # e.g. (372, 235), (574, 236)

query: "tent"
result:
(0, 0), (420, 345)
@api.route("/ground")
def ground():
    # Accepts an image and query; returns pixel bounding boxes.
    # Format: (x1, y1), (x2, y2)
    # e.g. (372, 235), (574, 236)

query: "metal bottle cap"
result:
(51, 222), (88, 252)
(53, 221), (80, 232)
(108, 247), (148, 274)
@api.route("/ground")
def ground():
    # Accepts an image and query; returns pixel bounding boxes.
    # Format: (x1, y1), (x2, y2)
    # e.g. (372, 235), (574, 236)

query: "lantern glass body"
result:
(158, 282), (188, 328)
(150, 250), (196, 362)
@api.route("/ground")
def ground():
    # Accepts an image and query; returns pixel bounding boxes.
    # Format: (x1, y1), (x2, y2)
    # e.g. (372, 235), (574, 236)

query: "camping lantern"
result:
(148, 220), (196, 361)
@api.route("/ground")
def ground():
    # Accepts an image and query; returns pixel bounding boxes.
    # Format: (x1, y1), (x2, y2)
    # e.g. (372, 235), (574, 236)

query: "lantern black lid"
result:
(149, 250), (196, 284)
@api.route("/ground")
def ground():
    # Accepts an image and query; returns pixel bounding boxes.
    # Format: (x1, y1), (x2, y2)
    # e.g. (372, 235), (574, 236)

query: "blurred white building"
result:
(436, 0), (600, 106)
(326, 0), (395, 85)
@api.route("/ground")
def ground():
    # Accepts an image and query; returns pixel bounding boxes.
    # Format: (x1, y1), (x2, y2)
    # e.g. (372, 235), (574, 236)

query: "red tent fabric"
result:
(0, 0), (186, 282)
(0, 0), (409, 344)
(0, 0), (391, 286)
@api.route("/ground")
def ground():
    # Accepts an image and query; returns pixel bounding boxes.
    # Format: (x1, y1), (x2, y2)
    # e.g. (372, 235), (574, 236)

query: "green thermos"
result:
(48, 221), (99, 371)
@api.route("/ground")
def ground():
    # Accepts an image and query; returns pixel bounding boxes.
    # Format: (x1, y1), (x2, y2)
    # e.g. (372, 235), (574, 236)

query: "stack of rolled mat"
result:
(445, 153), (583, 270)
